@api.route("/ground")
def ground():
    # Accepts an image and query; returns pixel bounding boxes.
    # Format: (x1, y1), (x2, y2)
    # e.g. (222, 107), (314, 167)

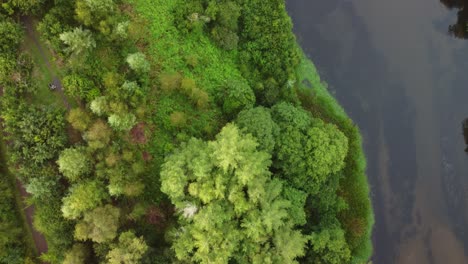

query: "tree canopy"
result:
(161, 124), (308, 263)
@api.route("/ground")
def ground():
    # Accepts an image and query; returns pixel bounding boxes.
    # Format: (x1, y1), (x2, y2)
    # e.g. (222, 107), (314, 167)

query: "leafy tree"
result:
(275, 119), (348, 194)
(235, 107), (279, 154)
(108, 113), (136, 131)
(6, 105), (66, 170)
(75, 0), (115, 27)
(0, 20), (22, 54)
(61, 180), (108, 219)
(221, 80), (255, 116)
(62, 74), (94, 100)
(75, 205), (120, 243)
(161, 124), (308, 263)
(126, 52), (150, 74)
(60, 27), (96, 55)
(89, 96), (108, 116)
(106, 231), (148, 264)
(1, 0), (46, 14)
(307, 227), (351, 264)
(63, 244), (90, 264)
(57, 147), (92, 182)
(159, 72), (182, 92)
(67, 108), (92, 132)
(84, 119), (112, 149)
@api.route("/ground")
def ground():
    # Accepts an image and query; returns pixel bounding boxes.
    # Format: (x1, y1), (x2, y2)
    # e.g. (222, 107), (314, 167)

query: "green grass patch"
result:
(21, 19), (65, 108)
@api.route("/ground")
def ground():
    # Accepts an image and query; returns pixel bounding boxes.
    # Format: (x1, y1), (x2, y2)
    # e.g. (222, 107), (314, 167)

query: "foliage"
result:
(61, 180), (108, 220)
(235, 106), (279, 154)
(84, 119), (112, 149)
(57, 147), (92, 182)
(60, 27), (96, 55)
(75, 205), (120, 243)
(126, 52), (150, 74)
(221, 79), (255, 116)
(0, 20), (22, 54)
(63, 244), (90, 264)
(67, 108), (92, 132)
(106, 231), (148, 264)
(108, 113), (137, 131)
(307, 227), (351, 264)
(161, 124), (308, 263)
(62, 74), (94, 100)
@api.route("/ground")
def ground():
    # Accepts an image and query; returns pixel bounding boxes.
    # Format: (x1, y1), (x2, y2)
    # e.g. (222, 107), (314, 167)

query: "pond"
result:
(286, 0), (468, 263)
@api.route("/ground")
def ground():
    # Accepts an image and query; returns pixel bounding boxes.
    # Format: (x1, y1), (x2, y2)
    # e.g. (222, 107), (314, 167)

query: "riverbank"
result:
(296, 54), (374, 263)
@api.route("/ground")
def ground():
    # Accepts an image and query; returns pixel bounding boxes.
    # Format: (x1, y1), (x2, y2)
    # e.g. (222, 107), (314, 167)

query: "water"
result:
(286, 0), (468, 263)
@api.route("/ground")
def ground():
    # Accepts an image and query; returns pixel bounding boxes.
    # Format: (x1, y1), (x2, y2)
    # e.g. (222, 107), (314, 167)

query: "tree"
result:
(108, 113), (136, 131)
(67, 108), (92, 132)
(61, 180), (108, 219)
(275, 119), (348, 195)
(63, 244), (90, 264)
(0, 20), (22, 54)
(235, 107), (279, 154)
(89, 96), (108, 116)
(57, 147), (91, 182)
(75, 205), (120, 243)
(160, 124), (308, 263)
(221, 80), (255, 116)
(106, 231), (148, 264)
(84, 119), (112, 149)
(126, 52), (150, 74)
(62, 74), (94, 100)
(75, 0), (115, 27)
(307, 227), (351, 264)
(60, 27), (96, 55)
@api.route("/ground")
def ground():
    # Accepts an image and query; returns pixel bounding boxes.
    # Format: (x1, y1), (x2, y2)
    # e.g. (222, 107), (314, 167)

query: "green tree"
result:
(62, 74), (93, 100)
(60, 27), (96, 55)
(106, 231), (148, 264)
(308, 227), (351, 264)
(221, 80), (255, 116)
(84, 119), (112, 149)
(160, 124), (308, 263)
(0, 20), (22, 54)
(108, 113), (136, 131)
(63, 244), (90, 264)
(61, 180), (108, 219)
(235, 107), (279, 154)
(126, 52), (150, 74)
(75, 0), (115, 27)
(57, 147), (91, 182)
(67, 108), (92, 132)
(89, 96), (108, 116)
(75, 205), (120, 243)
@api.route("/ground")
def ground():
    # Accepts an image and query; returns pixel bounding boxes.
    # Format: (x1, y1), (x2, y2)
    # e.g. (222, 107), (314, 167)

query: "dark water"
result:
(287, 0), (468, 263)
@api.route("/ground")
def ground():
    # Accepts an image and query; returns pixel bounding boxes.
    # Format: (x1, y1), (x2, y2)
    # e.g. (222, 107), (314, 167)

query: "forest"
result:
(0, 0), (373, 263)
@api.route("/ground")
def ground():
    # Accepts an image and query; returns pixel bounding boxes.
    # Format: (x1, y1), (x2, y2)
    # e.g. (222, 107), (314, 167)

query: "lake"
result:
(286, 0), (468, 263)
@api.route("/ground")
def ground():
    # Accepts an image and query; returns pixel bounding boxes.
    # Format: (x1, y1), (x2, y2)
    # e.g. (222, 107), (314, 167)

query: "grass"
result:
(20, 19), (66, 108)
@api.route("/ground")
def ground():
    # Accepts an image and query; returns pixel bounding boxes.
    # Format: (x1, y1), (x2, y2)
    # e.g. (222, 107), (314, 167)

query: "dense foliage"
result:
(0, 0), (373, 263)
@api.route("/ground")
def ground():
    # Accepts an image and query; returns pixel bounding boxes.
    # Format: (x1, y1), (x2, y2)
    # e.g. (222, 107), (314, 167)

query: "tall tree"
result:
(74, 205), (120, 243)
(106, 231), (148, 264)
(161, 124), (308, 263)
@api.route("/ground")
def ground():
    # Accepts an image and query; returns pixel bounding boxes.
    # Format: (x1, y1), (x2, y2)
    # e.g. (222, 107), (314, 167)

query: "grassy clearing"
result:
(296, 54), (374, 264)
(21, 19), (65, 108)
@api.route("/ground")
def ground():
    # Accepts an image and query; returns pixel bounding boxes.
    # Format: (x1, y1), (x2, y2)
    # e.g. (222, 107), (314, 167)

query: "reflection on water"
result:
(287, 0), (468, 263)
(441, 0), (468, 38)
